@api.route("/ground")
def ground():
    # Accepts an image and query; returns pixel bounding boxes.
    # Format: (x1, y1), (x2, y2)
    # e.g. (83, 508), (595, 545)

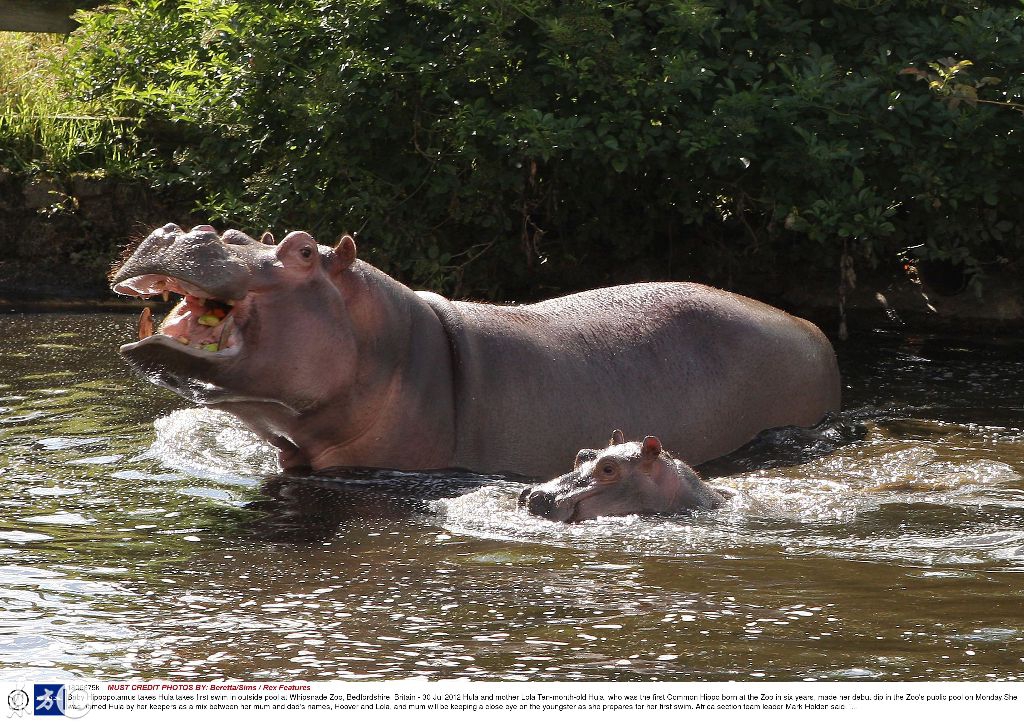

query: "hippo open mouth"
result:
(116, 277), (242, 357)
(113, 275), (250, 404)
(110, 223), (266, 403)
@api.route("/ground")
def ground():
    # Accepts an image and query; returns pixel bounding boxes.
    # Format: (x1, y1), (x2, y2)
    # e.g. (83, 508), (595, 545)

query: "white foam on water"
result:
(435, 482), (741, 557)
(433, 420), (1024, 567)
(146, 408), (278, 486)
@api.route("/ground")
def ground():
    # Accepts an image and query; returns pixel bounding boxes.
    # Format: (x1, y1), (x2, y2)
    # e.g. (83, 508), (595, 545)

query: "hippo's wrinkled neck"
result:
(271, 261), (458, 471)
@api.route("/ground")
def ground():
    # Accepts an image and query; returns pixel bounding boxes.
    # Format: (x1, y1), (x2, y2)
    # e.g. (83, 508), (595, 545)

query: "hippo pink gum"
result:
(111, 224), (841, 478)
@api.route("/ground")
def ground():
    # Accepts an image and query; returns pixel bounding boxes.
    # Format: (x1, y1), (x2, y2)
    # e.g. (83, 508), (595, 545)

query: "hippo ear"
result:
(641, 435), (662, 460)
(609, 429), (625, 446)
(260, 231), (275, 246)
(334, 234), (357, 269)
(276, 231), (320, 267)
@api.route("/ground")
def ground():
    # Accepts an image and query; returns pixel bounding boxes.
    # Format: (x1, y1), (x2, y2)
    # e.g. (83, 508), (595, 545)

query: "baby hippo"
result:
(519, 430), (732, 523)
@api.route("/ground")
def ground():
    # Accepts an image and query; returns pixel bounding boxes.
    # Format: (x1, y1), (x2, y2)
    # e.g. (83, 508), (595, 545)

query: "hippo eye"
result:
(300, 247), (313, 259)
(594, 459), (619, 481)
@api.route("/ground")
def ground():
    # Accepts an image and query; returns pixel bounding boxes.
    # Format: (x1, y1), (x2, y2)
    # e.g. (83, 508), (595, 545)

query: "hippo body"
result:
(112, 225), (840, 478)
(521, 431), (732, 523)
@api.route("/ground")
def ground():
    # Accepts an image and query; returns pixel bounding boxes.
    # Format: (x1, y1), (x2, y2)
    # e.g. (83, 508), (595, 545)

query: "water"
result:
(1, 312), (1023, 682)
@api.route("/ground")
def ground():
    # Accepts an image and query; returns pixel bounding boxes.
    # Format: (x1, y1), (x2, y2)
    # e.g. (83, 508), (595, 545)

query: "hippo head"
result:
(111, 224), (361, 462)
(519, 430), (729, 523)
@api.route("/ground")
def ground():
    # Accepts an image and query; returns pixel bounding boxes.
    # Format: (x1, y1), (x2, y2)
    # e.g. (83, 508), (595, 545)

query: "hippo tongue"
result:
(156, 296), (239, 352)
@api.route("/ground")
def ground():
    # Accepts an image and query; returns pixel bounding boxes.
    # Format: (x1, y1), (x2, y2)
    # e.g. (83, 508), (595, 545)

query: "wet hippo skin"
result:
(521, 430), (734, 523)
(112, 224), (841, 478)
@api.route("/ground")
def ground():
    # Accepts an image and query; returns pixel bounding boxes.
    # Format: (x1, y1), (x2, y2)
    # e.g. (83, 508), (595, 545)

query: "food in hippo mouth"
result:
(134, 283), (239, 354)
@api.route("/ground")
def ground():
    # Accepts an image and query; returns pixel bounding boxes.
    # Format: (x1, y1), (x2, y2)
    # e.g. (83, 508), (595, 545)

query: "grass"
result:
(0, 32), (64, 103)
(0, 31), (137, 174)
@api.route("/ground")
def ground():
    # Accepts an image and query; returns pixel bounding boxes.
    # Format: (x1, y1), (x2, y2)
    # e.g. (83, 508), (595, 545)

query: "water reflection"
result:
(1, 314), (1024, 681)
(248, 469), (510, 542)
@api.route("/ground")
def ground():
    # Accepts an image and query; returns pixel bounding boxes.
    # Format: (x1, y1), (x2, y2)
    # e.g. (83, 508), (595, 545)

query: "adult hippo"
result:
(111, 223), (840, 478)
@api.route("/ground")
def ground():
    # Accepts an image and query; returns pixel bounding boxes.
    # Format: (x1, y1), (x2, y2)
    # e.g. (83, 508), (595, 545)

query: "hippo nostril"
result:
(191, 224), (217, 234)
(526, 490), (554, 516)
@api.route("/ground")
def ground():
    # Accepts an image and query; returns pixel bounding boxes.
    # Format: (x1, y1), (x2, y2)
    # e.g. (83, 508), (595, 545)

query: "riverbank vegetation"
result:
(2, 0), (1023, 304)
(0, 31), (134, 173)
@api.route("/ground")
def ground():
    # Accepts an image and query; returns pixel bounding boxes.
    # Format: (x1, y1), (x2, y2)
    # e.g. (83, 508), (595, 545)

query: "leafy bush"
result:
(55, 0), (1024, 300)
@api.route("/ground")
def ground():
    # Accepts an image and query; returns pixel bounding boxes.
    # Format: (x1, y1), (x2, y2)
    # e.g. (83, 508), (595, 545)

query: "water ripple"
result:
(2, 314), (1024, 680)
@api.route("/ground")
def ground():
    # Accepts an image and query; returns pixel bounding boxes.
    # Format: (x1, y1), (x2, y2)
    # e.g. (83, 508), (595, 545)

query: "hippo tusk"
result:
(149, 278), (170, 303)
(218, 316), (234, 350)
(138, 307), (153, 340)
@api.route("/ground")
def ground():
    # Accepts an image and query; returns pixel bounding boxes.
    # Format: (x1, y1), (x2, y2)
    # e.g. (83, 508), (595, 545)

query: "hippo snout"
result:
(519, 487), (555, 517)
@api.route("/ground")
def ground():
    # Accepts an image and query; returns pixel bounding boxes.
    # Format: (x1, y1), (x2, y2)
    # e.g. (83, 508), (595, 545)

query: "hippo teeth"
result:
(217, 316), (234, 350)
(138, 307), (153, 340)
(151, 293), (239, 354)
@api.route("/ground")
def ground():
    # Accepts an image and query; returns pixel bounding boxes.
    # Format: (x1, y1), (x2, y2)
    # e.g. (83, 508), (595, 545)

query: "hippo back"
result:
(422, 282), (838, 478)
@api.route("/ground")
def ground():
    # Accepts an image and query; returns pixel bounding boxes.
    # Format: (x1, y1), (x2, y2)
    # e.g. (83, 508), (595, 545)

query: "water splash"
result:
(146, 408), (278, 485)
(434, 416), (1024, 567)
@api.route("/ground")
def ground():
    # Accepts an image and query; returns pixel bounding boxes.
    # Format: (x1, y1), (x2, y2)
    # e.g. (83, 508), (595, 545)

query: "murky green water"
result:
(1, 312), (1023, 682)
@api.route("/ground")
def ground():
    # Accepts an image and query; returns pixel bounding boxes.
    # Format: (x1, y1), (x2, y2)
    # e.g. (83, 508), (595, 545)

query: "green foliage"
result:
(0, 31), (139, 173)
(47, 0), (1024, 297)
